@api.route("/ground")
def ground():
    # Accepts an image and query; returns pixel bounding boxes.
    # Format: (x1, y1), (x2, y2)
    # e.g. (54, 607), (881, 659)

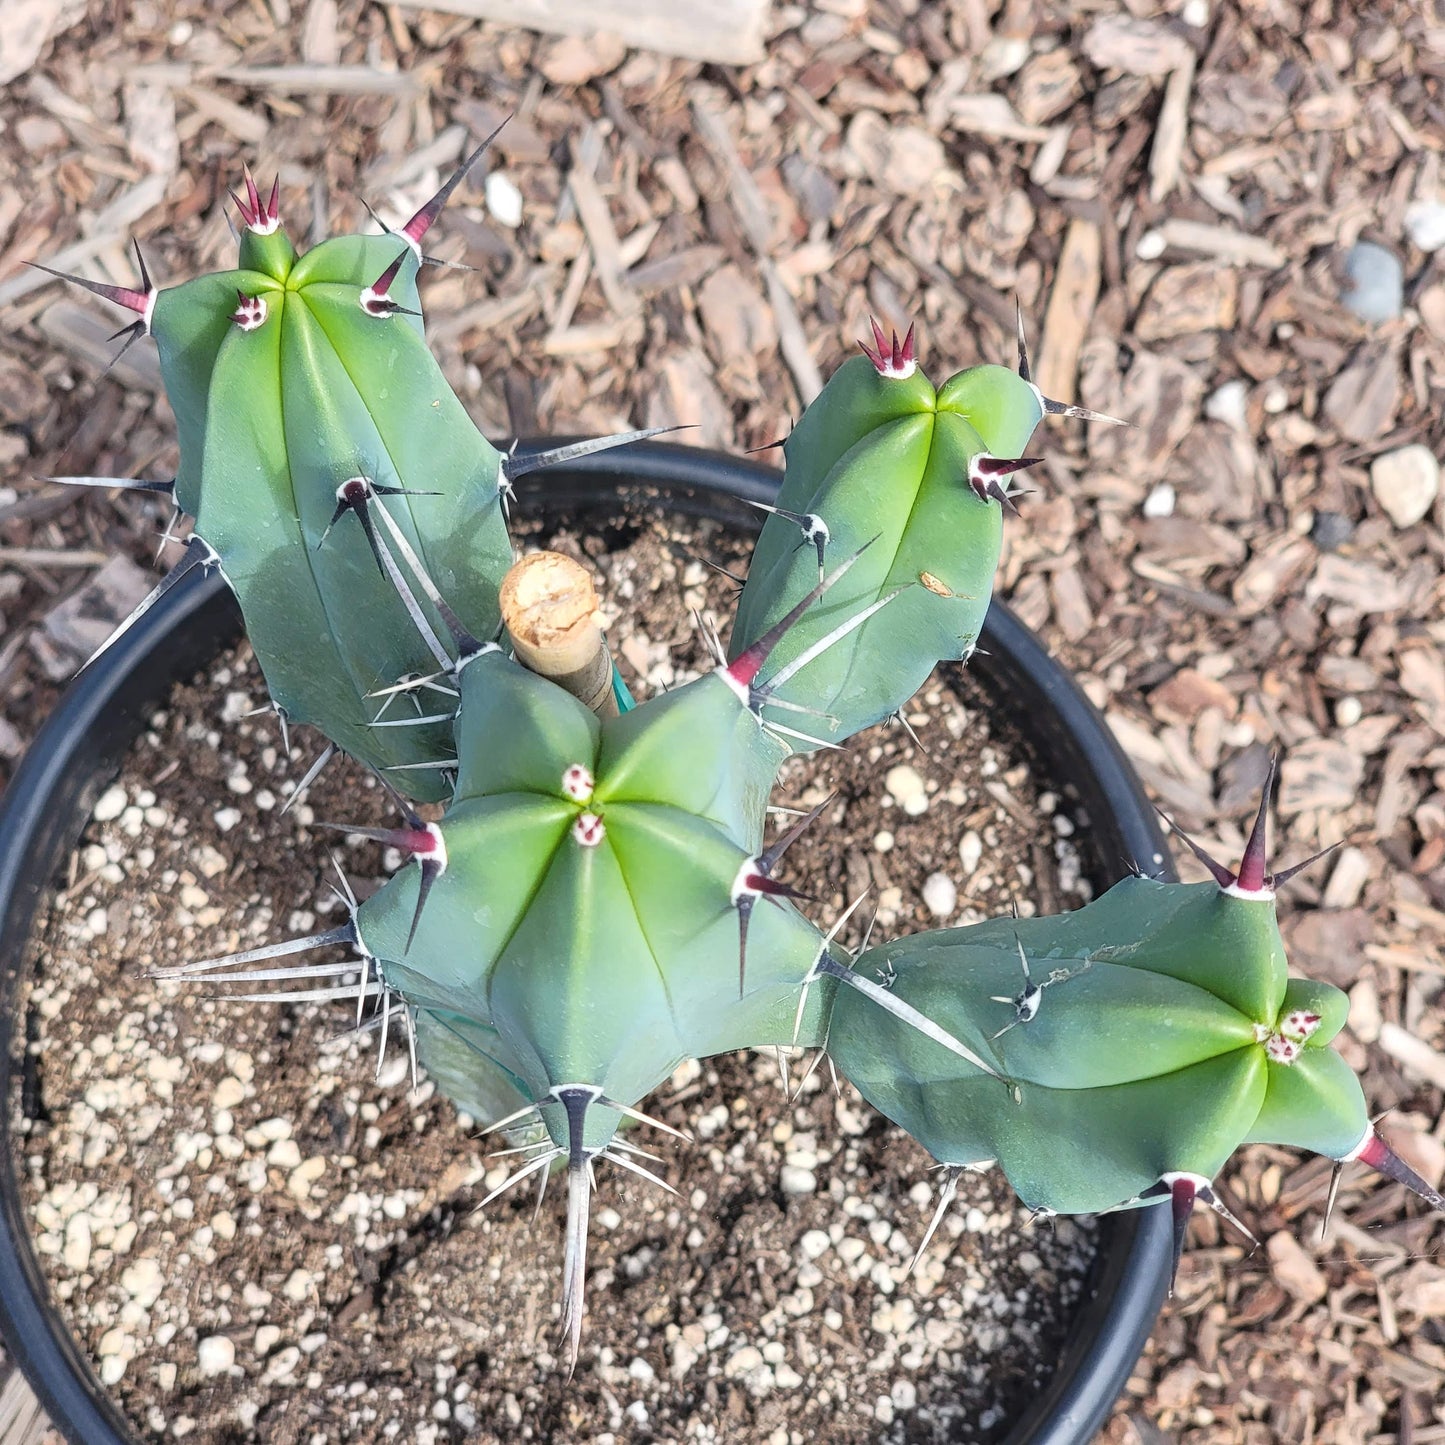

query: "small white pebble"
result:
(1142, 482), (1175, 518)
(485, 172), (525, 228)
(198, 1336), (235, 1376)
(922, 873), (957, 918)
(780, 1166), (816, 1195)
(93, 785), (127, 823)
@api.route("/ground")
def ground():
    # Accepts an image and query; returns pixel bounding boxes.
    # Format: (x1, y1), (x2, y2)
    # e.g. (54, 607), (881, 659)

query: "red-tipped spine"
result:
(1235, 755), (1276, 893)
(1352, 1130), (1445, 1211)
(400, 118), (510, 250)
(859, 317), (918, 379)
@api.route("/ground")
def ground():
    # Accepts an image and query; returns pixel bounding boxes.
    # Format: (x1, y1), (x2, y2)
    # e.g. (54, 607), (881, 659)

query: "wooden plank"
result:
(385, 0), (769, 66)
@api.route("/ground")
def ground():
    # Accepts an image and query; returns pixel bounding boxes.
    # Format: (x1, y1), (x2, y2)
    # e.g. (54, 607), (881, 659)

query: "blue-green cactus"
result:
(39, 147), (1441, 1374)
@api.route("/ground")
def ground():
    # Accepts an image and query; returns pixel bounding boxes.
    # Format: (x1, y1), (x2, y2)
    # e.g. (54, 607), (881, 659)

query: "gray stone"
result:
(1340, 241), (1404, 324)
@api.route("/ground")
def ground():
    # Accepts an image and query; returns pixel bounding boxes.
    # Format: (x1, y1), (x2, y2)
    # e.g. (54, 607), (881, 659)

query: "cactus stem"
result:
(503, 426), (690, 481)
(741, 498), (830, 581)
(231, 166), (281, 234)
(360, 250), (420, 317)
(968, 454), (1042, 511)
(83, 534), (219, 671)
(281, 741), (338, 816)
(1345, 1128), (1445, 1211)
(398, 118), (511, 255)
(42, 474), (175, 495)
(858, 317), (917, 379)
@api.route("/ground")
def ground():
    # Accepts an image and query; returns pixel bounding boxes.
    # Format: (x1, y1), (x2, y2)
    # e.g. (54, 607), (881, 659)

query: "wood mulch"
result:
(1, 1), (1442, 1442)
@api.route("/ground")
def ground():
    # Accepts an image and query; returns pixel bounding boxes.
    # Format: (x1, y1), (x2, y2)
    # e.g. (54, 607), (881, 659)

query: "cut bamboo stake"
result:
(500, 551), (619, 718)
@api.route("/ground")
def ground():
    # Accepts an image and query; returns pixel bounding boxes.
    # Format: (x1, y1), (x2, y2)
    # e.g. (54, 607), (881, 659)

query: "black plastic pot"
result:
(0, 443), (1172, 1445)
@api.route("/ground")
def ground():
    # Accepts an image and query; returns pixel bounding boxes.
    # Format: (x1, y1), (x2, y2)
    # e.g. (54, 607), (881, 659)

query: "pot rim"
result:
(0, 441), (1172, 1445)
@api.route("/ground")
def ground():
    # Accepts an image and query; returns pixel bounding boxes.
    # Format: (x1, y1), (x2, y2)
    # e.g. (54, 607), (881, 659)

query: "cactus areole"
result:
(25, 133), (1442, 1388)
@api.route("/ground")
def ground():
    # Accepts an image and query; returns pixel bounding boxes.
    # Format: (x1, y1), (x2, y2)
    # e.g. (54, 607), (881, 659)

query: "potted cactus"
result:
(1, 133), (1440, 1444)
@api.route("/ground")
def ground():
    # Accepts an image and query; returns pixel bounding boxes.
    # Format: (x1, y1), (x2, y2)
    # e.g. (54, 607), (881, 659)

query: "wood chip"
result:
(948, 94), (1052, 144)
(214, 64), (421, 95)
(1277, 737), (1365, 814)
(32, 555), (153, 682)
(386, 0), (768, 65)
(1266, 1231), (1328, 1303)
(0, 0), (85, 86)
(1148, 51), (1195, 204)
(1036, 218), (1101, 407)
(1145, 219), (1286, 269)
(1377, 1022), (1445, 1090)
(1082, 15), (1194, 79)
